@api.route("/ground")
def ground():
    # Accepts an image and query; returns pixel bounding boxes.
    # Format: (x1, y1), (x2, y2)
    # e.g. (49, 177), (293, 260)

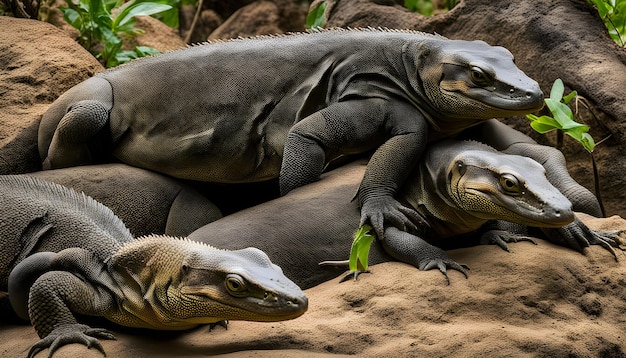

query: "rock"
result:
(179, 7), (223, 44)
(127, 15), (187, 52)
(0, 16), (103, 175)
(208, 0), (307, 40)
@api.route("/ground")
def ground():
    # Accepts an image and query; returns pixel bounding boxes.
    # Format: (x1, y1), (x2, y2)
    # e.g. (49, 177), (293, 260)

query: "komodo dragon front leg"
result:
(280, 98), (429, 240)
(9, 248), (117, 358)
(380, 227), (469, 284)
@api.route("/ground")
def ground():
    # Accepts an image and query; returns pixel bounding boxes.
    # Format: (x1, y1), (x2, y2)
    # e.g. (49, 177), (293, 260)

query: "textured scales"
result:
(1, 176), (307, 357)
(38, 27), (544, 241)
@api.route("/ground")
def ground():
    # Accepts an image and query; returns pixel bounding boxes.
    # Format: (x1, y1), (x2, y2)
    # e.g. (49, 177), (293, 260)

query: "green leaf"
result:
(306, 1), (327, 29)
(134, 45), (161, 57)
(549, 78), (565, 102)
(348, 224), (375, 272)
(113, 1), (172, 32)
(580, 132), (596, 152)
(60, 7), (82, 29)
(562, 90), (577, 105)
(589, 0), (611, 17)
(527, 114), (560, 133)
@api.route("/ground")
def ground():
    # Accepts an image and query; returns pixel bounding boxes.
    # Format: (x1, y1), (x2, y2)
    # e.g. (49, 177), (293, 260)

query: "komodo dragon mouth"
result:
(179, 282), (308, 321)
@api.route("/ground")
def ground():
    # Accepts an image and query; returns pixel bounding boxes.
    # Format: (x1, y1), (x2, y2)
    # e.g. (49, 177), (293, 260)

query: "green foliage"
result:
(60, 0), (172, 67)
(526, 79), (595, 153)
(348, 224), (375, 273)
(588, 0), (626, 46)
(306, 1), (327, 29)
(404, 0), (456, 16)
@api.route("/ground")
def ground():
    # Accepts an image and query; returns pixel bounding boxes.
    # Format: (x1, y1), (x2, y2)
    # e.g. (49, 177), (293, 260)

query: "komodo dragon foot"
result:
(28, 323), (115, 358)
(541, 217), (625, 260)
(479, 230), (538, 252)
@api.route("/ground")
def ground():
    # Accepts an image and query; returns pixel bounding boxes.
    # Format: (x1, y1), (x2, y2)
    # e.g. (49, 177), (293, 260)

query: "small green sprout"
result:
(306, 1), (327, 30)
(348, 224), (375, 274)
(526, 78), (595, 153)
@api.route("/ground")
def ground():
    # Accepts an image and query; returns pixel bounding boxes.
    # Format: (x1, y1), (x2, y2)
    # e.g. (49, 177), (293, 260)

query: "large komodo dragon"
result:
(0, 176), (307, 357)
(38, 28), (544, 240)
(189, 140), (623, 288)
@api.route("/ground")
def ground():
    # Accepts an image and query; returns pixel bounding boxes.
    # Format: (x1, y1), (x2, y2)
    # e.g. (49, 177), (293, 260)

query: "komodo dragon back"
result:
(38, 27), (544, 246)
(0, 175), (132, 288)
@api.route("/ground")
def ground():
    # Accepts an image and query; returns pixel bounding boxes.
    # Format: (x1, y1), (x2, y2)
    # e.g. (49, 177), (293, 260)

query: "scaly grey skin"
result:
(190, 140), (620, 287)
(38, 28), (544, 242)
(0, 176), (307, 358)
(26, 163), (223, 237)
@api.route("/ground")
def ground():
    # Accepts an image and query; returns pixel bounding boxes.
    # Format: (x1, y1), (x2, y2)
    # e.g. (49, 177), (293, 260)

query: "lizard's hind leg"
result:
(42, 100), (110, 169)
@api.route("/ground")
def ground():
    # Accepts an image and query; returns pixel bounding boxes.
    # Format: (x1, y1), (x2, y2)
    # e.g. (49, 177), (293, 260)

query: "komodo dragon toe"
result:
(541, 217), (625, 260)
(479, 230), (538, 252)
(28, 323), (114, 358)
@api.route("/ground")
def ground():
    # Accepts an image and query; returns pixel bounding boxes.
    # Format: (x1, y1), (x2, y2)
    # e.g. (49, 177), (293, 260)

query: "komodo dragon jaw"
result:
(446, 149), (575, 228)
(411, 40), (544, 129)
(108, 238), (307, 329)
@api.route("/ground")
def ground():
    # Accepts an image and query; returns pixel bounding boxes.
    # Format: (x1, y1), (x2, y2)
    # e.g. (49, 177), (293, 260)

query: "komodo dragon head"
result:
(405, 38), (544, 133)
(108, 236), (308, 329)
(403, 140), (575, 237)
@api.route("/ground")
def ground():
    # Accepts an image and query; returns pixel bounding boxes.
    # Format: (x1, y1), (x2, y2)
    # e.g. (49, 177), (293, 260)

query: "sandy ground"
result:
(2, 214), (625, 357)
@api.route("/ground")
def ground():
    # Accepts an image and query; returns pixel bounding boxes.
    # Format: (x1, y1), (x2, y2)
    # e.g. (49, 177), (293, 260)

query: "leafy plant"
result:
(348, 224), (375, 275)
(526, 79), (595, 153)
(588, 0), (626, 46)
(526, 78), (607, 215)
(404, 0), (456, 16)
(60, 0), (172, 67)
(306, 1), (327, 30)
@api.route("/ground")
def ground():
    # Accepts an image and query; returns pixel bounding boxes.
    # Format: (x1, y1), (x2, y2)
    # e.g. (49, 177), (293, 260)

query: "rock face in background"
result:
(314, 0), (626, 217)
(181, 0), (308, 43)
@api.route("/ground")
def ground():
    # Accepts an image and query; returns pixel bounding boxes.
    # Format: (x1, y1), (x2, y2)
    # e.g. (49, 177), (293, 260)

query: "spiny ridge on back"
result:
(2, 175), (131, 239)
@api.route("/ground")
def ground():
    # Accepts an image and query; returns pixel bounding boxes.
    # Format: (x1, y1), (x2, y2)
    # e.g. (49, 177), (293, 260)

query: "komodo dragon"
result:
(0, 176), (307, 358)
(189, 140), (623, 288)
(38, 28), (544, 241)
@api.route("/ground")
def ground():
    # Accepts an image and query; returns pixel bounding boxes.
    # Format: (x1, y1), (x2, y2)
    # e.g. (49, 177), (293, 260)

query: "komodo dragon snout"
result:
(417, 40), (544, 124)
(178, 247), (309, 322)
(447, 149), (574, 227)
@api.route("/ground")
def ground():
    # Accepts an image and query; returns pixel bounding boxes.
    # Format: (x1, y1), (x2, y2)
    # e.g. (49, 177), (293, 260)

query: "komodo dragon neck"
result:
(401, 140), (574, 238)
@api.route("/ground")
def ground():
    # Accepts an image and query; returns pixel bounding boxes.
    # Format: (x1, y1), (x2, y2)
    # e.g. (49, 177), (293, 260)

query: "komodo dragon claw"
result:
(420, 259), (470, 286)
(479, 230), (538, 252)
(28, 323), (115, 358)
(541, 217), (626, 261)
(359, 196), (429, 240)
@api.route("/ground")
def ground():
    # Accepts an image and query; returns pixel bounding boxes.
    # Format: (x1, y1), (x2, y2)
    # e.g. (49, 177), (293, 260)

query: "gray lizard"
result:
(189, 140), (622, 287)
(1, 175), (307, 358)
(38, 28), (544, 242)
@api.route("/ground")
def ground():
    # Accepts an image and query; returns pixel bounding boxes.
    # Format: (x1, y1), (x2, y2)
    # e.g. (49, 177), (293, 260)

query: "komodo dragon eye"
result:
(470, 66), (491, 86)
(225, 274), (247, 296)
(499, 174), (521, 194)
